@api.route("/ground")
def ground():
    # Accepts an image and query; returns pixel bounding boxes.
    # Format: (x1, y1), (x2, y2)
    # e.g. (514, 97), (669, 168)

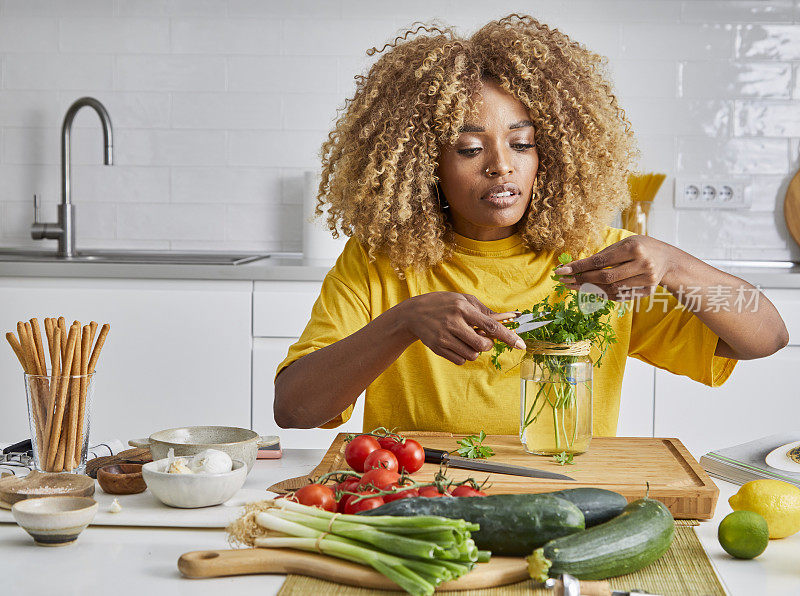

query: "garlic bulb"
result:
(189, 449), (232, 474)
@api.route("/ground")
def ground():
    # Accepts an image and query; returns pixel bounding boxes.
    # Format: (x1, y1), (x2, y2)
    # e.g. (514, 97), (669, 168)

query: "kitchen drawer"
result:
(653, 345), (800, 458)
(762, 289), (800, 346)
(0, 278), (252, 441)
(253, 281), (322, 337)
(252, 337), (365, 449)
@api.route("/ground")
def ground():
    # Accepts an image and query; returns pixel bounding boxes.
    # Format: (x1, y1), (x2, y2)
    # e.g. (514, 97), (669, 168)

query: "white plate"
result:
(765, 440), (800, 473)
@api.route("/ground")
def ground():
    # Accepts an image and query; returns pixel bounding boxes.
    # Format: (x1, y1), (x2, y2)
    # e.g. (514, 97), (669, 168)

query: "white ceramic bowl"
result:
(141, 458), (247, 508)
(12, 496), (98, 546)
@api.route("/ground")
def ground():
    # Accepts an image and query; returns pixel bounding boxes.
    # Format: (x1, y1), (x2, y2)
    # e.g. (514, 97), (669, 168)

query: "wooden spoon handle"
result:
(178, 548), (530, 591)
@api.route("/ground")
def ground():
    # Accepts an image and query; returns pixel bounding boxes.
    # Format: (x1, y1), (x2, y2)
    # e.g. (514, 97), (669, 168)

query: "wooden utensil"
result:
(178, 548), (613, 594)
(784, 167), (800, 247)
(0, 470), (94, 505)
(85, 447), (152, 479)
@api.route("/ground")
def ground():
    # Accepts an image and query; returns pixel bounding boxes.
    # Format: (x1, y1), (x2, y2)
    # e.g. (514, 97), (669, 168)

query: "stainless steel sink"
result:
(0, 249), (289, 265)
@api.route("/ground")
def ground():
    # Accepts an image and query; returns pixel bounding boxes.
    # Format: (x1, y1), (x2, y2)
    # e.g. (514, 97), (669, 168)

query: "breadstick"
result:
(44, 318), (54, 358)
(54, 421), (68, 472)
(28, 318), (51, 443)
(17, 323), (48, 453)
(45, 323), (78, 471)
(43, 326), (61, 471)
(29, 318), (47, 375)
(64, 325), (82, 471)
(5, 332), (28, 372)
(87, 323), (110, 373)
(57, 317), (67, 363)
(16, 322), (35, 373)
(89, 321), (98, 345)
(74, 325), (92, 467)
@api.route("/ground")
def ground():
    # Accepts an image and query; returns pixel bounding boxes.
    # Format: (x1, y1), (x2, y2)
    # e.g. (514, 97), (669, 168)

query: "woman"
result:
(273, 15), (788, 437)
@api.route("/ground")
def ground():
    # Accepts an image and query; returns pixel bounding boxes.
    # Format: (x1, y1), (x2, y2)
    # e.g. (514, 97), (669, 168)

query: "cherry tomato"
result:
(344, 492), (385, 514)
(294, 484), (337, 512)
(363, 448), (399, 473)
(451, 485), (487, 497)
(345, 434), (381, 472)
(418, 485), (451, 498)
(377, 435), (399, 450)
(389, 438), (425, 474)
(359, 468), (400, 491)
(383, 487), (419, 503)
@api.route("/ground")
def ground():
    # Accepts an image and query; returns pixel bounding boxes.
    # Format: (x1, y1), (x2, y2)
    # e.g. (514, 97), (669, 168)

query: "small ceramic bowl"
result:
(11, 496), (98, 546)
(97, 463), (146, 495)
(141, 458), (247, 508)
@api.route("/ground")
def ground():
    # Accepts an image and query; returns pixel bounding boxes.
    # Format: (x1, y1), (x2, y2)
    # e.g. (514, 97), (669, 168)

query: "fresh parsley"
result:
(455, 431), (495, 459)
(553, 451), (575, 466)
(490, 252), (629, 370)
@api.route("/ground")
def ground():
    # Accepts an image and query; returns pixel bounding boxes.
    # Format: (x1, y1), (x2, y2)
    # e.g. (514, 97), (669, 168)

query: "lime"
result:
(718, 511), (769, 559)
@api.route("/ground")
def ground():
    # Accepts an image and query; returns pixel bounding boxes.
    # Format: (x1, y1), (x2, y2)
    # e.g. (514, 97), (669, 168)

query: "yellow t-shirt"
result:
(276, 227), (737, 436)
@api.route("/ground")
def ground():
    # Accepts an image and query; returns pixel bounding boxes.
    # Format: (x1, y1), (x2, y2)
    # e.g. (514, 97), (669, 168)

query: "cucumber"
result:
(360, 494), (585, 556)
(544, 488), (628, 527)
(527, 497), (674, 581)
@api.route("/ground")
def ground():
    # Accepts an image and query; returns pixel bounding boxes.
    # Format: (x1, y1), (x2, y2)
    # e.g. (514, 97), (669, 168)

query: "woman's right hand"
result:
(397, 292), (526, 365)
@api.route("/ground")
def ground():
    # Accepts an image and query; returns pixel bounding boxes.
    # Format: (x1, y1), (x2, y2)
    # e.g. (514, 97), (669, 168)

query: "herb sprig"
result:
(455, 431), (495, 459)
(490, 252), (629, 370)
(553, 451), (574, 466)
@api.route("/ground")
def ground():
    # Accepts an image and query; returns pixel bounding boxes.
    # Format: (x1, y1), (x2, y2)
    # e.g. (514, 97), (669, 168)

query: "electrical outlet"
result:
(674, 179), (747, 209)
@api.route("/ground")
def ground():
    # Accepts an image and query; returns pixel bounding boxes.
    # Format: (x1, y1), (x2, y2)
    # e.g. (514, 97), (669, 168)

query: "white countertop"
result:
(2, 449), (799, 596)
(2, 255), (800, 288)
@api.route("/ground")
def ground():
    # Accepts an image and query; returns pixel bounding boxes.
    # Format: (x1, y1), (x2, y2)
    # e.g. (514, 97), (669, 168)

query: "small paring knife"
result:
(423, 448), (575, 481)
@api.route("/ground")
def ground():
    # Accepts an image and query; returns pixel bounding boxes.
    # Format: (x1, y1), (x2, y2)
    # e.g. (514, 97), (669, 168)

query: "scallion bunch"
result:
(227, 499), (488, 596)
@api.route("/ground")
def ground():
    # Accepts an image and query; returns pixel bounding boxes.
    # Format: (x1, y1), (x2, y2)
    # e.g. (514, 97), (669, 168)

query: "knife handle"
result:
(3, 438), (32, 454)
(423, 448), (449, 464)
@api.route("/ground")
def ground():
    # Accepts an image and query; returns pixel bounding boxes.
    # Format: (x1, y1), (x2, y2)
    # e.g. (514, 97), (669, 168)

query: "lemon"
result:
(729, 479), (800, 539)
(717, 511), (769, 559)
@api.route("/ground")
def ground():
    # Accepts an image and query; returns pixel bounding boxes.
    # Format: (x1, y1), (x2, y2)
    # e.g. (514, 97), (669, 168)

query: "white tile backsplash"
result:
(0, 1), (798, 256)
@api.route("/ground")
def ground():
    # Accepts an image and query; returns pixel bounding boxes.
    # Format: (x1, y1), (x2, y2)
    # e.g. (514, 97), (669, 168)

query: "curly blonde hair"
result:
(317, 13), (639, 276)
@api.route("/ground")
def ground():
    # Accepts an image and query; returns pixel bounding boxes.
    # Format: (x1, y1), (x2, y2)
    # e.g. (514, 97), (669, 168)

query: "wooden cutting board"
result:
(271, 433), (719, 519)
(784, 167), (800, 247)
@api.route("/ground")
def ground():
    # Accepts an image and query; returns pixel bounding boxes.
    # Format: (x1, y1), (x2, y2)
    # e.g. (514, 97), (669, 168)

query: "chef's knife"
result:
(424, 448), (575, 481)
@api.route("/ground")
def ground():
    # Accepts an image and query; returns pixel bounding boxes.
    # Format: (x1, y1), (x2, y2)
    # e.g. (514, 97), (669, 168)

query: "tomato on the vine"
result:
(383, 487), (419, 503)
(418, 485), (451, 498)
(344, 434), (381, 472)
(344, 492), (385, 514)
(450, 485), (487, 497)
(363, 448), (398, 473)
(377, 436), (399, 450)
(294, 484), (337, 512)
(359, 468), (400, 491)
(389, 438), (425, 474)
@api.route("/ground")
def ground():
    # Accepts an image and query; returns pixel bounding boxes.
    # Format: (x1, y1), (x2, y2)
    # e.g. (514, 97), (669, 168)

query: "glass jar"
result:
(519, 343), (593, 455)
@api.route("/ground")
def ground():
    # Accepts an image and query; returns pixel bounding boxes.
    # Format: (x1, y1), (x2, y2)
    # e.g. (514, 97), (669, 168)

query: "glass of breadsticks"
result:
(6, 318), (109, 473)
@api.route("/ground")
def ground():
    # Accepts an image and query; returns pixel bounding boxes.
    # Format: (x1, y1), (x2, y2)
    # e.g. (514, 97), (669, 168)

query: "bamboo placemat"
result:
(277, 524), (722, 596)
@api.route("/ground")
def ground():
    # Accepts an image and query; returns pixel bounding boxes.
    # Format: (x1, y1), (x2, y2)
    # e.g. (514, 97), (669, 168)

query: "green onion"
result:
(228, 499), (489, 596)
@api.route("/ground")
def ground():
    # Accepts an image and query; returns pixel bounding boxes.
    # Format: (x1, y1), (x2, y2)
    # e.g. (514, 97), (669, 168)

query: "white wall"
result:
(0, 0), (798, 259)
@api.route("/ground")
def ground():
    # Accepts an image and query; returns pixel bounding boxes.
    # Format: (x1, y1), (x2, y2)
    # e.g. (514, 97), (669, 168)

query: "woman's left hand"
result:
(553, 235), (677, 300)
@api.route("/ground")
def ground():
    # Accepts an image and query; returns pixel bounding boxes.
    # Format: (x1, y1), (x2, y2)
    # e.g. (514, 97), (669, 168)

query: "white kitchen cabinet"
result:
(253, 281), (323, 337)
(0, 277), (252, 444)
(251, 337), (365, 449)
(617, 357), (655, 437)
(653, 346), (800, 459)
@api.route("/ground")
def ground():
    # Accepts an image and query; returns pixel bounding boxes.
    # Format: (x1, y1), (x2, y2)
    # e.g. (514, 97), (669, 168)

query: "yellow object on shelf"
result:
(621, 173), (666, 236)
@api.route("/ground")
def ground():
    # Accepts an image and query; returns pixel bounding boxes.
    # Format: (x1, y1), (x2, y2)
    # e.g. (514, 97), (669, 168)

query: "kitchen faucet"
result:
(31, 97), (113, 258)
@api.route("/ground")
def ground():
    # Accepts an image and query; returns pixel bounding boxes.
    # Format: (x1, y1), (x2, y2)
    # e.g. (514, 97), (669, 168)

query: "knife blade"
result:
(424, 448), (575, 481)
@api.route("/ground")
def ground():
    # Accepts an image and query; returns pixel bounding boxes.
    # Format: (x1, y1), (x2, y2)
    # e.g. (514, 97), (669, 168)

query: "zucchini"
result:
(544, 488), (628, 527)
(527, 497), (674, 581)
(360, 494), (585, 556)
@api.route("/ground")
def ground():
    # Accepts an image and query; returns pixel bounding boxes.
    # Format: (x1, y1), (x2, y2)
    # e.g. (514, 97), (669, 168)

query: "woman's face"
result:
(436, 79), (539, 241)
